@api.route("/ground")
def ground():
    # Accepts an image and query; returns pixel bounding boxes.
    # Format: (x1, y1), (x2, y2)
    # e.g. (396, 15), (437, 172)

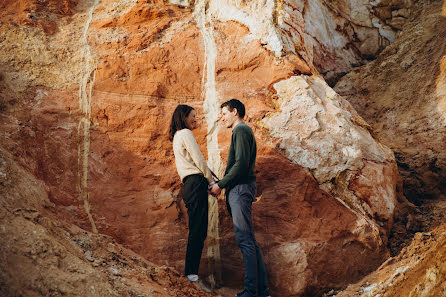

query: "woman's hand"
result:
(208, 183), (222, 198)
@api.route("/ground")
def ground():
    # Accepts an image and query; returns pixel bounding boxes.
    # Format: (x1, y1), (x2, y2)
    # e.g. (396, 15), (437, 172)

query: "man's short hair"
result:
(221, 98), (245, 118)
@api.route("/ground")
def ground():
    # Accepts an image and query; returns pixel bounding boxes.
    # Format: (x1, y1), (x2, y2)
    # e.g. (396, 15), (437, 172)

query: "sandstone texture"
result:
(276, 0), (415, 84)
(335, 0), (446, 205)
(334, 223), (446, 297)
(0, 147), (213, 297)
(0, 0), (435, 296)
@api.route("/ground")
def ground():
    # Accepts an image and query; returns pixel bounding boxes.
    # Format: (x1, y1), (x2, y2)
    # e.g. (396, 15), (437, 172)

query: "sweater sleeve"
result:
(182, 129), (214, 183)
(217, 128), (250, 189)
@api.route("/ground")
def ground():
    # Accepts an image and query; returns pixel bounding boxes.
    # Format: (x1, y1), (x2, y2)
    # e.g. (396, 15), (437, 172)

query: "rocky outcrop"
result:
(277, 0), (414, 84)
(0, 148), (212, 297)
(334, 223), (446, 297)
(335, 0), (446, 204)
(0, 0), (410, 296)
(262, 75), (399, 231)
(170, 0), (413, 84)
(0, 0), (77, 35)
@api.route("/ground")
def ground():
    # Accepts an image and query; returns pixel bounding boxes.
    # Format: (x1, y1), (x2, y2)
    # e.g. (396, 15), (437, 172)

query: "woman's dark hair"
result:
(220, 98), (245, 118)
(169, 104), (194, 141)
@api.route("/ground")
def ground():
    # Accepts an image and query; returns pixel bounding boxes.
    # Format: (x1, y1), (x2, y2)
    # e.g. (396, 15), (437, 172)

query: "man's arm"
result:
(217, 128), (251, 189)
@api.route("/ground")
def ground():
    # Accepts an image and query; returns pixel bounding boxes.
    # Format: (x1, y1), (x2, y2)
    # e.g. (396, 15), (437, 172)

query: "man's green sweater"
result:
(217, 122), (256, 190)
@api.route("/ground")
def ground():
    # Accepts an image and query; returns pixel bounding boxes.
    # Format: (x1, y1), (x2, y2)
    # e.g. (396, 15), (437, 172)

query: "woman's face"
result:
(185, 109), (197, 130)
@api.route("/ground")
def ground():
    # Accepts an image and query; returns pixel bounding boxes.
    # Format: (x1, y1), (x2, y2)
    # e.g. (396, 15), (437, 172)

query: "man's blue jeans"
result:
(228, 182), (269, 297)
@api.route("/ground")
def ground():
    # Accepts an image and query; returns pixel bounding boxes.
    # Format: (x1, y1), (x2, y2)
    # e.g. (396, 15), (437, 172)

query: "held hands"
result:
(208, 183), (222, 198)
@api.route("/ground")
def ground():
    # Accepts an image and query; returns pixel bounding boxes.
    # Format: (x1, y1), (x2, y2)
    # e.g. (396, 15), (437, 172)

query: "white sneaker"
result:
(186, 274), (199, 282)
(187, 275), (212, 293)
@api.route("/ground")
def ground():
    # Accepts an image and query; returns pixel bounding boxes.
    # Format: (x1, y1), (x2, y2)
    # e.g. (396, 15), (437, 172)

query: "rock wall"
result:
(335, 0), (446, 204)
(0, 0), (409, 296)
(277, 0), (414, 84)
(0, 147), (212, 297)
(334, 223), (446, 297)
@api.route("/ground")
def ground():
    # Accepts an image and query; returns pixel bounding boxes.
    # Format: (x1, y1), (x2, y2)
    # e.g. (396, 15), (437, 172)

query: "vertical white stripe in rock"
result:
(78, 0), (99, 234)
(436, 56), (446, 125)
(193, 0), (223, 287)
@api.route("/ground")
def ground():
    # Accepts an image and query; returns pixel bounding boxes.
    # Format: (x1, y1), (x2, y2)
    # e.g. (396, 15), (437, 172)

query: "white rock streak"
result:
(193, 0), (223, 286)
(78, 0), (99, 234)
(436, 56), (446, 125)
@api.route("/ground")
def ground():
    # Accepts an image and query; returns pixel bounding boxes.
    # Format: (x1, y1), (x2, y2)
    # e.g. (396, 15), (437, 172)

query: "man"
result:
(209, 99), (270, 297)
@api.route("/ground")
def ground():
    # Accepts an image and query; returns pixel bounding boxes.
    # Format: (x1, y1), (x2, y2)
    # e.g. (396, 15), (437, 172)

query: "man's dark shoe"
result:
(235, 289), (271, 297)
(235, 292), (253, 297)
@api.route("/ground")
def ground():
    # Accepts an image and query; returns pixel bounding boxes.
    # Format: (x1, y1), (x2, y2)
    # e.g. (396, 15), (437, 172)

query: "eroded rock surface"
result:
(0, 0), (417, 296)
(335, 0), (446, 204)
(334, 223), (446, 297)
(278, 0), (412, 84)
(0, 148), (212, 297)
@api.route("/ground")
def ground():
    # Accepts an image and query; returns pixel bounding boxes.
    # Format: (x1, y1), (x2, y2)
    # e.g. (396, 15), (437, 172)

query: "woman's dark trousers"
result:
(182, 174), (209, 275)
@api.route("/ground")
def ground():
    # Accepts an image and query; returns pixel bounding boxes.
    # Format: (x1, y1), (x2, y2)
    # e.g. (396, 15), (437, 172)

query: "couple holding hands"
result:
(169, 99), (270, 297)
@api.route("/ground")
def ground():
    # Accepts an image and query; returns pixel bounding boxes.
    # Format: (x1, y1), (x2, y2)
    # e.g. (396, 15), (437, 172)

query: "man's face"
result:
(220, 106), (238, 129)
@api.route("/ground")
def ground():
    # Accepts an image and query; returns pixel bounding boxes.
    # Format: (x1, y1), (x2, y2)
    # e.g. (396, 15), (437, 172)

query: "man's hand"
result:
(209, 183), (222, 198)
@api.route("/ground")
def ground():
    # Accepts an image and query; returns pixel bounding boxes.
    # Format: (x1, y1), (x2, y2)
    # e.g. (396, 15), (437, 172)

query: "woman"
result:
(169, 104), (215, 284)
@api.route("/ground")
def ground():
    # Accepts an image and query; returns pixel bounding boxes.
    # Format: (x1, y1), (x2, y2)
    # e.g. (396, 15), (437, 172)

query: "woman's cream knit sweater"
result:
(172, 129), (213, 183)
